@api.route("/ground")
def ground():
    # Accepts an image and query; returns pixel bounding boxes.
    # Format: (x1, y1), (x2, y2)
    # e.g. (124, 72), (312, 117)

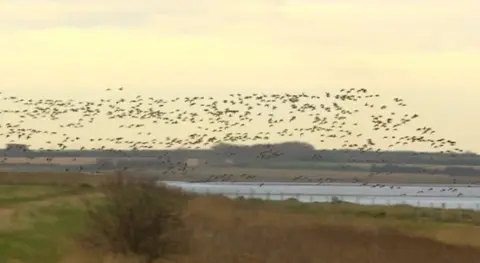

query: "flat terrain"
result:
(2, 156), (480, 184)
(1, 166), (479, 187)
(0, 185), (96, 263)
(0, 157), (97, 165)
(271, 161), (480, 169)
(4, 156), (480, 169)
(2, 176), (480, 262)
(155, 166), (480, 184)
(0, 171), (108, 186)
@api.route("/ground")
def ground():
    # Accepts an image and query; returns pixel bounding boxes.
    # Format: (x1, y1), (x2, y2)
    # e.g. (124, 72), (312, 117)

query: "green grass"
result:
(0, 203), (88, 263)
(0, 206), (88, 263)
(0, 185), (95, 206)
(0, 185), (63, 198)
(0, 184), (98, 263)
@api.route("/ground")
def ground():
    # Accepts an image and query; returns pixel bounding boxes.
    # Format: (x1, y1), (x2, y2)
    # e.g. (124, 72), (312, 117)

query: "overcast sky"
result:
(0, 0), (479, 152)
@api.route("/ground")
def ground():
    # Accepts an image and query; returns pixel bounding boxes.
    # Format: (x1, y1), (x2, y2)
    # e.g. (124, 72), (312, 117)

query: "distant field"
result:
(3, 157), (480, 175)
(4, 157), (480, 168)
(1, 157), (97, 165)
(162, 167), (479, 184)
(259, 161), (480, 170)
(0, 162), (476, 186)
(0, 171), (109, 186)
(260, 161), (371, 171)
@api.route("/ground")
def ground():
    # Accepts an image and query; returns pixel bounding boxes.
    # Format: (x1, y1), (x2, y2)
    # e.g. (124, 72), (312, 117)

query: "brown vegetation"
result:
(1, 164), (479, 184)
(0, 171), (108, 186)
(0, 208), (15, 230)
(61, 175), (480, 263)
(0, 157), (97, 165)
(188, 166), (470, 184)
(79, 175), (188, 263)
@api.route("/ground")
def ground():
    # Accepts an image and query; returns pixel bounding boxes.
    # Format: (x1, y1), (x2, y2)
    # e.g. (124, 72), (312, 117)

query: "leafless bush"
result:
(79, 173), (189, 263)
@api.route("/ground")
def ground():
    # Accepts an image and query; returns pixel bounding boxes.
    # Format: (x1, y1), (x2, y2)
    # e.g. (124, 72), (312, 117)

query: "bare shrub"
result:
(79, 173), (189, 263)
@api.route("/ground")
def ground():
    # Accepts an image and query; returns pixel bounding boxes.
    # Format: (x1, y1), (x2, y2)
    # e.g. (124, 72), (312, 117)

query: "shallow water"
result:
(160, 181), (480, 210)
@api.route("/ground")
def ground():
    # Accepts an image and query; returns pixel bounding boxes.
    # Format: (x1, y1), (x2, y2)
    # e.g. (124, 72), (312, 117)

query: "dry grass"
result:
(177, 201), (480, 263)
(0, 208), (15, 230)
(0, 171), (109, 186)
(3, 171), (480, 263)
(61, 187), (480, 263)
(78, 175), (189, 263)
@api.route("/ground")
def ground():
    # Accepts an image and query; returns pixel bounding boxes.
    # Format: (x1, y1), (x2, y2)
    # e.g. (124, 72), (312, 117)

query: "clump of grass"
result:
(79, 173), (189, 263)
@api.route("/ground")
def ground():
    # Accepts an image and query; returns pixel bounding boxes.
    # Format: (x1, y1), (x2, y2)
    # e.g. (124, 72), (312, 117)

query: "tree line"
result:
(2, 141), (479, 167)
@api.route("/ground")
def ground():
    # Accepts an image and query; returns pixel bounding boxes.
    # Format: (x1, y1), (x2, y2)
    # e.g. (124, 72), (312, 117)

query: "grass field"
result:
(3, 157), (480, 184)
(264, 161), (480, 169)
(1, 167), (476, 186)
(1, 157), (97, 165)
(0, 171), (109, 186)
(4, 156), (480, 169)
(2, 172), (480, 262)
(181, 166), (480, 184)
(0, 185), (96, 263)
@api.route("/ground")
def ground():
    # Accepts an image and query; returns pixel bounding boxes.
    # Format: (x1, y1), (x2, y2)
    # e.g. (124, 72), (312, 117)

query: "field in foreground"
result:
(2, 176), (480, 263)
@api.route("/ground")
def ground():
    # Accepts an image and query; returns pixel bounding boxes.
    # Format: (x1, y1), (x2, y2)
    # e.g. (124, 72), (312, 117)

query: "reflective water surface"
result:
(160, 181), (480, 210)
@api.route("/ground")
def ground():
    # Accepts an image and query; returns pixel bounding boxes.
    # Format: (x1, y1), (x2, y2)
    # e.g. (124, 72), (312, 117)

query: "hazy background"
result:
(0, 0), (479, 152)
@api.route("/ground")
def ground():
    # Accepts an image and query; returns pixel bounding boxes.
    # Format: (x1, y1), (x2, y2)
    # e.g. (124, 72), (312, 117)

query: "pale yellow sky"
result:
(0, 0), (479, 152)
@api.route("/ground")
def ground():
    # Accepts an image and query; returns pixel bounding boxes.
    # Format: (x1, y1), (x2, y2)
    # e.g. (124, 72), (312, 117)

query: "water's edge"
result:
(159, 181), (480, 210)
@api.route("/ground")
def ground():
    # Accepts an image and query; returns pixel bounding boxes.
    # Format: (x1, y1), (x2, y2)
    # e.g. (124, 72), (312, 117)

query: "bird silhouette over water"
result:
(0, 87), (468, 186)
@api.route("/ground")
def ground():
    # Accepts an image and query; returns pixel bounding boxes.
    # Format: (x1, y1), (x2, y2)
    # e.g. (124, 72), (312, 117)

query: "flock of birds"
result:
(0, 87), (474, 197)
